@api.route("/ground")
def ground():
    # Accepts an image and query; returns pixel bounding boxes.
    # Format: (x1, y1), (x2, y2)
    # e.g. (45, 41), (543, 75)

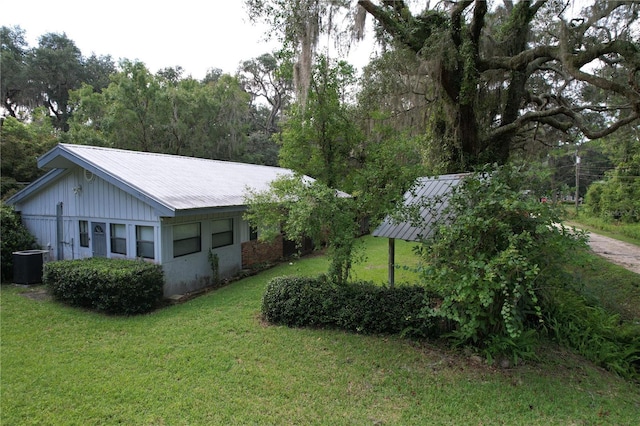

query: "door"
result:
(92, 222), (107, 257)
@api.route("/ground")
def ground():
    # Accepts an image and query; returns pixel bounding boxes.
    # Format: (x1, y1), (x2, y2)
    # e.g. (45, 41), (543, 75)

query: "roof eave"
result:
(4, 169), (68, 207)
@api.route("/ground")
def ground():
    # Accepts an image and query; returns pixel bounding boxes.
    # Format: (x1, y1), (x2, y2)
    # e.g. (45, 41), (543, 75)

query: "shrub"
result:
(261, 275), (439, 338)
(44, 258), (164, 315)
(414, 164), (588, 357)
(261, 275), (338, 328)
(1, 203), (38, 282)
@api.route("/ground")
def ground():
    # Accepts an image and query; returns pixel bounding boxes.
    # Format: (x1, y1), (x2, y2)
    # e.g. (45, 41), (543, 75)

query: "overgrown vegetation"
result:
(244, 175), (362, 284)
(413, 165), (587, 356)
(44, 258), (164, 315)
(584, 143), (640, 224)
(543, 288), (640, 380)
(257, 165), (639, 379)
(0, 203), (38, 282)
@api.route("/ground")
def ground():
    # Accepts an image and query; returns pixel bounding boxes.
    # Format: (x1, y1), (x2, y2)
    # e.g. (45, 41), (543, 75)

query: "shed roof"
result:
(372, 173), (470, 242)
(8, 144), (307, 217)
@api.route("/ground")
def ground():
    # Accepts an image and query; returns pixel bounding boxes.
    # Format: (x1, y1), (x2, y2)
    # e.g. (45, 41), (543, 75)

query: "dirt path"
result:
(586, 232), (640, 275)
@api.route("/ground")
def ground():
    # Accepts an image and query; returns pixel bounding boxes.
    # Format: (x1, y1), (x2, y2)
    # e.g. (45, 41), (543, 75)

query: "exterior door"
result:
(91, 222), (107, 257)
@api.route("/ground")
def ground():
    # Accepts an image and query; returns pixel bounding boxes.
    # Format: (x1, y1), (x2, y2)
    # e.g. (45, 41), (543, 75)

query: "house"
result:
(372, 173), (470, 286)
(5, 143), (306, 296)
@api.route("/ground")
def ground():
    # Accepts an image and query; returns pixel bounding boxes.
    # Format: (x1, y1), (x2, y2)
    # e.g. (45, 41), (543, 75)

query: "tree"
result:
(2, 29), (116, 130)
(28, 33), (86, 131)
(0, 112), (58, 199)
(246, 0), (361, 105)
(1, 26), (30, 119)
(239, 52), (294, 133)
(244, 175), (360, 284)
(207, 74), (252, 160)
(279, 55), (362, 188)
(248, 0), (640, 171)
(361, 0), (639, 170)
(68, 62), (252, 161)
(584, 138), (640, 222)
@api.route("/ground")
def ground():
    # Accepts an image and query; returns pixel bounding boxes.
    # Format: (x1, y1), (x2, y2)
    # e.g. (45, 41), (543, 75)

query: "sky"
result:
(2, 0), (376, 80)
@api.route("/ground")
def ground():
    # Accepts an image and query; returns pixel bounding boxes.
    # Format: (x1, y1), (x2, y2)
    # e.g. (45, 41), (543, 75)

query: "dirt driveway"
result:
(586, 232), (640, 275)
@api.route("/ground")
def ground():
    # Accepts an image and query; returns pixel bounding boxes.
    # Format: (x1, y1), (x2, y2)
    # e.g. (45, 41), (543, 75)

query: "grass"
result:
(562, 206), (640, 246)
(2, 236), (640, 425)
(564, 248), (640, 321)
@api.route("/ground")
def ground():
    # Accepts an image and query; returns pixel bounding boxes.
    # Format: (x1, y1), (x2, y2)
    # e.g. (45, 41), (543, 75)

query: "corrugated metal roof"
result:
(372, 173), (469, 242)
(31, 144), (304, 215)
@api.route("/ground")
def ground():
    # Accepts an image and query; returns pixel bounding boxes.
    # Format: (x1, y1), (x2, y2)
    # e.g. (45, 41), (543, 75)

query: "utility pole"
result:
(575, 152), (581, 215)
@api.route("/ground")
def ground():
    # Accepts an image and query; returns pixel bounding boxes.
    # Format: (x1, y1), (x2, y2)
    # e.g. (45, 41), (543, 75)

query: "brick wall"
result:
(241, 235), (283, 268)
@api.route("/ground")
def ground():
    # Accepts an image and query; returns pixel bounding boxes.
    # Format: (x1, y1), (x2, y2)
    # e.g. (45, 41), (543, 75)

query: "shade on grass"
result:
(2, 236), (639, 425)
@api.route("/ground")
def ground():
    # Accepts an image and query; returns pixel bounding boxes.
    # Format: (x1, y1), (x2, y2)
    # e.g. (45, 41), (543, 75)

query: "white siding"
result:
(12, 165), (258, 296)
(160, 212), (245, 296)
(14, 167), (160, 261)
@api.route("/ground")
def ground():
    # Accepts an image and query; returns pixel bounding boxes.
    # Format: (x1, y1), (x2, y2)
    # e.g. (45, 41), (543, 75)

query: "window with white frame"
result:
(79, 220), (89, 247)
(173, 222), (201, 257)
(211, 218), (233, 249)
(110, 223), (127, 255)
(136, 226), (154, 259)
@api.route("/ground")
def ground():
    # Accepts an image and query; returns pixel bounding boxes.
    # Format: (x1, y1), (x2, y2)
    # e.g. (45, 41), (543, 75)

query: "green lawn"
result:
(2, 236), (639, 425)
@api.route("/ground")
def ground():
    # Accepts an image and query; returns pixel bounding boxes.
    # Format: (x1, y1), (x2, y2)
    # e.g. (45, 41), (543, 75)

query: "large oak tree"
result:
(248, 0), (640, 171)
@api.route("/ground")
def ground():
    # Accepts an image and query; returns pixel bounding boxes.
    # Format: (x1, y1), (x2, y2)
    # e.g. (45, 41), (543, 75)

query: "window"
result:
(79, 220), (89, 247)
(136, 226), (154, 259)
(110, 223), (127, 255)
(211, 219), (233, 249)
(173, 223), (201, 257)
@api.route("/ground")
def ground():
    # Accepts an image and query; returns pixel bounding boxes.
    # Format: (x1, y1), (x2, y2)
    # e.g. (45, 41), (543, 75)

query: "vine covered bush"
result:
(261, 275), (439, 338)
(44, 258), (164, 315)
(415, 164), (588, 358)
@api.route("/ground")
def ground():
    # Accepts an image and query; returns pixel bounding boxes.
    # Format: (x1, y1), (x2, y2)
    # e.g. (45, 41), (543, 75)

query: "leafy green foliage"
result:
(261, 275), (439, 337)
(27, 32), (114, 131)
(278, 55), (361, 188)
(544, 288), (640, 380)
(245, 175), (360, 284)
(0, 113), (57, 199)
(416, 164), (588, 357)
(68, 61), (251, 161)
(44, 258), (164, 315)
(0, 203), (38, 282)
(584, 143), (640, 223)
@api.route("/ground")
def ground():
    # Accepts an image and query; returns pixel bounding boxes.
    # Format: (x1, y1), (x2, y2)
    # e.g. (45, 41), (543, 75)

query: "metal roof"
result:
(372, 173), (470, 242)
(9, 144), (307, 216)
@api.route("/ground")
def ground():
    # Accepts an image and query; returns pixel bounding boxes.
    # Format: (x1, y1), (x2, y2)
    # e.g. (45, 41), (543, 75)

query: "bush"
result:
(44, 258), (164, 315)
(261, 275), (439, 338)
(414, 164), (588, 354)
(1, 203), (38, 282)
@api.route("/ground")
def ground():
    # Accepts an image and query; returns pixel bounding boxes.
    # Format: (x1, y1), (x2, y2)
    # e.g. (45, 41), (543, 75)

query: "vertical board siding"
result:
(161, 212), (251, 296)
(15, 168), (160, 261)
(12, 166), (270, 296)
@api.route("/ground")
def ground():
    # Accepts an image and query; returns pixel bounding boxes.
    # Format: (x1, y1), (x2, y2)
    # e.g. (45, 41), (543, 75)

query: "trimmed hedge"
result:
(44, 258), (164, 315)
(262, 275), (439, 338)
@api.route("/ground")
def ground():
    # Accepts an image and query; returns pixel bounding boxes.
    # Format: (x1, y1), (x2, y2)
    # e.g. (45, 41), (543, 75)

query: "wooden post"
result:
(388, 238), (395, 288)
